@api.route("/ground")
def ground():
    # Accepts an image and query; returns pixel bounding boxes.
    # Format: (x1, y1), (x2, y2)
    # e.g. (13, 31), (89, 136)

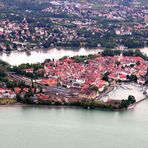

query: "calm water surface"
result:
(0, 48), (100, 66)
(0, 47), (147, 66)
(0, 102), (148, 148)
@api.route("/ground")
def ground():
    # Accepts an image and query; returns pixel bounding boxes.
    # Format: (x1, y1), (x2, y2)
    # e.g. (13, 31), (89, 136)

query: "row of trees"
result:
(120, 95), (136, 109)
(71, 54), (96, 63)
(11, 63), (44, 79)
(102, 49), (148, 60)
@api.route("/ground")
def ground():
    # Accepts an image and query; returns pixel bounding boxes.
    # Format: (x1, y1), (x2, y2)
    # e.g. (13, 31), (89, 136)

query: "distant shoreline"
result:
(0, 101), (146, 111)
(0, 46), (147, 66)
(0, 46), (147, 54)
(0, 46), (102, 52)
(0, 103), (85, 110)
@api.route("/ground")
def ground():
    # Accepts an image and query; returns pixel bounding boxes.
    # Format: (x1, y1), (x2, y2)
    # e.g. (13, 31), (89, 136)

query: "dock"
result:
(128, 97), (148, 109)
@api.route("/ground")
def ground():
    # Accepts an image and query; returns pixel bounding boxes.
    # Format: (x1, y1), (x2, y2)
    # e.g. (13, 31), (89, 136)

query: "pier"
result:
(128, 97), (148, 109)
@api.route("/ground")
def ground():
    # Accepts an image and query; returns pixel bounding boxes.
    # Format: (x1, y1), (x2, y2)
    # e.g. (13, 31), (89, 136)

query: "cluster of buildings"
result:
(14, 54), (146, 103)
(1, 53), (147, 105)
(115, 23), (148, 36)
(0, 17), (100, 50)
(0, 19), (49, 51)
(0, 0), (147, 51)
(0, 88), (16, 99)
(43, 0), (147, 23)
(41, 54), (148, 96)
(0, 87), (37, 100)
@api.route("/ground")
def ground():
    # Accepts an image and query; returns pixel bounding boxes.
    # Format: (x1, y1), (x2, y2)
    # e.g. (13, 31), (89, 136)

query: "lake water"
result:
(0, 102), (148, 148)
(0, 48), (100, 66)
(0, 47), (147, 66)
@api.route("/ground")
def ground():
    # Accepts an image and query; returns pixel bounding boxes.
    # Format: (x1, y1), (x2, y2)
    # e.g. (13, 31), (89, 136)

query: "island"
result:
(0, 49), (147, 110)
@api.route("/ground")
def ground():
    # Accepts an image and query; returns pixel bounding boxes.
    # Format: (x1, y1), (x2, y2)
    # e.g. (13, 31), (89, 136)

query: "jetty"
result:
(128, 97), (148, 109)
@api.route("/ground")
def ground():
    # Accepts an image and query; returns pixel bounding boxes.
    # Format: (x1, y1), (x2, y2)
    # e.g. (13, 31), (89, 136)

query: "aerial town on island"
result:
(0, 49), (148, 110)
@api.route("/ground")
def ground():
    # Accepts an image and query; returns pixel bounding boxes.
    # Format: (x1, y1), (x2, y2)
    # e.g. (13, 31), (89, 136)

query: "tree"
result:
(116, 61), (120, 66)
(102, 72), (109, 81)
(128, 95), (136, 104)
(120, 100), (129, 109)
(0, 71), (6, 77)
(102, 49), (121, 57)
(6, 81), (16, 89)
(90, 85), (98, 92)
(123, 50), (134, 56)
(39, 87), (43, 93)
(136, 61), (140, 66)
(25, 88), (33, 98)
(16, 94), (22, 102)
(127, 75), (138, 82)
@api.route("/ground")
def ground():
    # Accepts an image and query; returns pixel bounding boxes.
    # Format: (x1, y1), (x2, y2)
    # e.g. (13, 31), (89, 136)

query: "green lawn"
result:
(0, 98), (17, 105)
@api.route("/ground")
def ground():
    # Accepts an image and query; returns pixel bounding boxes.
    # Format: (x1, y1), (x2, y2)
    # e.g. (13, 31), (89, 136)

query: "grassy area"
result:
(0, 98), (17, 105)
